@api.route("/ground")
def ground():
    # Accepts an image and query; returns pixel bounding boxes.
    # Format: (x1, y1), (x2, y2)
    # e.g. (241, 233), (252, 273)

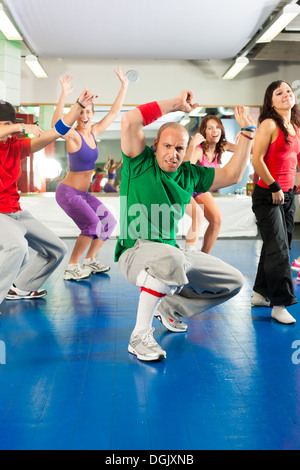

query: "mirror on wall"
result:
(18, 105), (260, 194)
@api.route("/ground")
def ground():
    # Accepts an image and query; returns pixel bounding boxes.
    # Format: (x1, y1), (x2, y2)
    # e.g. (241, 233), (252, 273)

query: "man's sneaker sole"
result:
(155, 313), (188, 333)
(128, 344), (166, 362)
(5, 289), (47, 300)
(89, 266), (110, 274)
(63, 273), (92, 281)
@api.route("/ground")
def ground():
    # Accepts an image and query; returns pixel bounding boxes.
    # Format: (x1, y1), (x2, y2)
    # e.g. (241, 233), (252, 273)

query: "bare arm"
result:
(113, 157), (123, 170)
(51, 74), (74, 128)
(91, 67), (128, 136)
(251, 118), (284, 204)
(0, 123), (43, 140)
(121, 91), (199, 158)
(104, 157), (110, 172)
(30, 88), (96, 154)
(210, 106), (255, 191)
(184, 133), (205, 163)
(51, 74), (79, 144)
(224, 141), (237, 152)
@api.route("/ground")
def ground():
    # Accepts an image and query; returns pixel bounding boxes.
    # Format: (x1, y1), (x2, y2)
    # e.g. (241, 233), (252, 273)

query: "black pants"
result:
(252, 184), (297, 307)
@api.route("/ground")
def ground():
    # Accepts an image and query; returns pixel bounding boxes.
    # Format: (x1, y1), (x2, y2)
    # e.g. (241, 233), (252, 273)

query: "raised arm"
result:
(113, 156), (123, 170)
(51, 74), (74, 128)
(210, 106), (255, 191)
(184, 133), (205, 163)
(30, 88), (96, 154)
(121, 91), (199, 158)
(104, 156), (110, 172)
(91, 67), (129, 136)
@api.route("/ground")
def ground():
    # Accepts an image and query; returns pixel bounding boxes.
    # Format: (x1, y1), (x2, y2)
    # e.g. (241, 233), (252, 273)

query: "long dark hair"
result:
(199, 115), (226, 164)
(259, 80), (300, 145)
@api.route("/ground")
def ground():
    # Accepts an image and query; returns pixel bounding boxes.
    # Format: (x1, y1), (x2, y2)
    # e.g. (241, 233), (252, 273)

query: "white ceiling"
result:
(5, 0), (300, 136)
(3, 0), (287, 60)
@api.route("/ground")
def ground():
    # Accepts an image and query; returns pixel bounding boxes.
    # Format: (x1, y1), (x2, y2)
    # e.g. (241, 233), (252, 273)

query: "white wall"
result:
(20, 58), (300, 107)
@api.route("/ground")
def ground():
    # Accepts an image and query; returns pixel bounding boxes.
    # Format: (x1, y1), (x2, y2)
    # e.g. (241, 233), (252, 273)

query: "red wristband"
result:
(137, 101), (162, 126)
(240, 132), (254, 141)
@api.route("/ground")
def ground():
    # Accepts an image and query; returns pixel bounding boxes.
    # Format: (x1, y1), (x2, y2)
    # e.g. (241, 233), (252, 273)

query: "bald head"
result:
(156, 122), (189, 143)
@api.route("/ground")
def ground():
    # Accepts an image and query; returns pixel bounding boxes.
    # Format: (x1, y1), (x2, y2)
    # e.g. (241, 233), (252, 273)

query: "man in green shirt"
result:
(117, 90), (255, 362)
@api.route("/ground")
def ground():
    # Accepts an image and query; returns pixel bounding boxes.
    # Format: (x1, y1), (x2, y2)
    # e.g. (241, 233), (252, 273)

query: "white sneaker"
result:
(5, 285), (47, 300)
(82, 258), (110, 274)
(251, 292), (271, 307)
(63, 264), (92, 281)
(155, 310), (188, 332)
(128, 328), (166, 362)
(271, 306), (296, 324)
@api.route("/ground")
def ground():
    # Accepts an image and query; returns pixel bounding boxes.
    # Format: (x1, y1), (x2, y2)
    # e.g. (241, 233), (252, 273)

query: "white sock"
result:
(133, 289), (165, 335)
(12, 284), (30, 295)
(185, 246), (197, 252)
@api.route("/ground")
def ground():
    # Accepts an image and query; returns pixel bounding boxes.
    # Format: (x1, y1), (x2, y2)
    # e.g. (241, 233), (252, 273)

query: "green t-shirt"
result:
(114, 146), (215, 261)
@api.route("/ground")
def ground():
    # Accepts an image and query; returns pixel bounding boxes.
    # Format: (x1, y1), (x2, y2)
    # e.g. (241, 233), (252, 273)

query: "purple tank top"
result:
(68, 130), (98, 172)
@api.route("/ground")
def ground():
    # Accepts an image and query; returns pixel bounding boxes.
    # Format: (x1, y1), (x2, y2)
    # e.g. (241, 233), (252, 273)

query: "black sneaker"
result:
(5, 288), (47, 300)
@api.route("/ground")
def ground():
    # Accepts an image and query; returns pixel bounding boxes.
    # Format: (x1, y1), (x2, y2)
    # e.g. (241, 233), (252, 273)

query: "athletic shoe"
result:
(291, 259), (300, 272)
(128, 328), (166, 362)
(250, 292), (271, 307)
(297, 273), (300, 283)
(5, 287), (47, 300)
(271, 306), (296, 324)
(82, 258), (110, 274)
(63, 264), (92, 281)
(154, 310), (188, 332)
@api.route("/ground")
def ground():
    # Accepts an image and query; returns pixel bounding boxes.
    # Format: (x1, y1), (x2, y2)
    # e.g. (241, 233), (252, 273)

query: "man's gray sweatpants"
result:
(118, 239), (244, 319)
(0, 211), (67, 305)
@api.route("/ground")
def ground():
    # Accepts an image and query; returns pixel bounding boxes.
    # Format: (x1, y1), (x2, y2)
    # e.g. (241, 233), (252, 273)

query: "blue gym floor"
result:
(1, 235), (300, 450)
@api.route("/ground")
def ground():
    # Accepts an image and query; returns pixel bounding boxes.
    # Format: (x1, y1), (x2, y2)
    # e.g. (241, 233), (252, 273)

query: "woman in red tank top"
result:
(251, 80), (300, 324)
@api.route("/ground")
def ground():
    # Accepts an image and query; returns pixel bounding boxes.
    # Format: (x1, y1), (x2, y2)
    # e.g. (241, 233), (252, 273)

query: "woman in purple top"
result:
(184, 115), (236, 254)
(52, 68), (128, 281)
(103, 155), (123, 193)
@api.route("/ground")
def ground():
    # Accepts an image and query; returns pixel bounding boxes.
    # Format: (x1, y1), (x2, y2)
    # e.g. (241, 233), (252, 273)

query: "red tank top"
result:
(258, 126), (300, 191)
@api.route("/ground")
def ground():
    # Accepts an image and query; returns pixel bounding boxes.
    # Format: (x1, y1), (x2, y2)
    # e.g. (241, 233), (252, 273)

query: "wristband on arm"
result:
(54, 118), (72, 136)
(137, 101), (162, 126)
(268, 181), (282, 193)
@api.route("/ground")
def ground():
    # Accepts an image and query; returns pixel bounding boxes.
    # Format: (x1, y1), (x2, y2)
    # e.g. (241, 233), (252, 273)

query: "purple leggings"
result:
(56, 183), (116, 240)
(103, 182), (118, 193)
